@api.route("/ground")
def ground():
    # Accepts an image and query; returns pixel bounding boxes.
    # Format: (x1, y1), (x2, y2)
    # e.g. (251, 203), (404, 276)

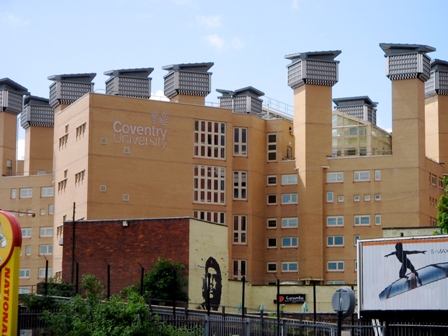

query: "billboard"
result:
(358, 235), (448, 313)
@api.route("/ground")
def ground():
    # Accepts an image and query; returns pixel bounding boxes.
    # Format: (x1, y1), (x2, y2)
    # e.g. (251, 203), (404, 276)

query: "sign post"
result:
(0, 210), (22, 336)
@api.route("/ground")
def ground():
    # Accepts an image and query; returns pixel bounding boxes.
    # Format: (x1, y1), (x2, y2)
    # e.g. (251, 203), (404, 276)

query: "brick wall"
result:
(62, 217), (190, 294)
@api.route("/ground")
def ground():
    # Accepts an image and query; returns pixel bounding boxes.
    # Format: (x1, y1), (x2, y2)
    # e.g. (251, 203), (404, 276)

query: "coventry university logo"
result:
(151, 110), (168, 126)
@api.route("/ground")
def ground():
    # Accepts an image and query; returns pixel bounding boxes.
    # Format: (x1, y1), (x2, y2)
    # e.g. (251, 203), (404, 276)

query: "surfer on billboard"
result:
(384, 242), (426, 284)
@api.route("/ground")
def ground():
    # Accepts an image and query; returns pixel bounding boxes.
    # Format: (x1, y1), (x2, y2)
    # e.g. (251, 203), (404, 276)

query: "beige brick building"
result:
(1, 43), (447, 294)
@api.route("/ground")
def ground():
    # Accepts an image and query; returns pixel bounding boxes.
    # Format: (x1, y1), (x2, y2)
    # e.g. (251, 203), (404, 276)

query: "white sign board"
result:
(358, 236), (448, 312)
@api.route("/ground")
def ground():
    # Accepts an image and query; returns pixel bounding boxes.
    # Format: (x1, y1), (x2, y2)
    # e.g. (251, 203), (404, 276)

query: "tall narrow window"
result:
(193, 165), (226, 204)
(233, 171), (247, 200)
(267, 133), (277, 161)
(233, 215), (247, 244)
(234, 127), (247, 156)
(233, 260), (247, 280)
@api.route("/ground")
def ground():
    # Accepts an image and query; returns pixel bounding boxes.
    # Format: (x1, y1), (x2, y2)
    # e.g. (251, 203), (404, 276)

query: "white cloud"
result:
(150, 89), (169, 101)
(205, 34), (224, 50)
(292, 0), (300, 10)
(197, 15), (221, 29)
(17, 139), (25, 160)
(0, 12), (29, 26)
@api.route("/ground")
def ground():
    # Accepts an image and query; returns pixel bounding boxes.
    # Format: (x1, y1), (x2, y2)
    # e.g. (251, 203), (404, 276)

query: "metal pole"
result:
(71, 202), (76, 283)
(277, 278), (280, 336)
(241, 276), (246, 318)
(138, 262), (144, 296)
(44, 258), (48, 296)
(313, 281), (317, 323)
(75, 260), (79, 294)
(207, 273), (211, 315)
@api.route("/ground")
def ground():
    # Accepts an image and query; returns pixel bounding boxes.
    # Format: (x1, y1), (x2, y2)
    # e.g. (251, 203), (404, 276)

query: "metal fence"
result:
(18, 305), (448, 336)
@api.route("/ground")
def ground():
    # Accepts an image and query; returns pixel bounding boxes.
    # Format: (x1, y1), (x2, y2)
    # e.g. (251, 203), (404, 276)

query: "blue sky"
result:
(2, 0), (448, 157)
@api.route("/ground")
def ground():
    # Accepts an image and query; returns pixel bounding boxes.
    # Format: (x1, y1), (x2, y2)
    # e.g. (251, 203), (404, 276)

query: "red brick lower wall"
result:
(62, 218), (190, 294)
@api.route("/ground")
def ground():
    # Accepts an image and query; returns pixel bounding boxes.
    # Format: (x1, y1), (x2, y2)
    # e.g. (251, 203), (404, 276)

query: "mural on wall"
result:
(201, 257), (222, 310)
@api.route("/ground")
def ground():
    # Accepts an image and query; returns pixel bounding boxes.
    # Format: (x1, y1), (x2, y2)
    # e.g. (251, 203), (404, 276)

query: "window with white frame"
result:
(267, 175), (277, 185)
(233, 260), (246, 280)
(281, 262), (298, 272)
(41, 187), (54, 197)
(48, 204), (54, 215)
(354, 215), (370, 226)
(40, 227), (53, 237)
(19, 269), (30, 278)
(281, 217), (298, 228)
(364, 194), (371, 202)
(375, 214), (381, 225)
(354, 235), (360, 246)
(25, 245), (31, 256)
(327, 261), (344, 271)
(282, 237), (298, 248)
(327, 172), (343, 183)
(11, 188), (16, 199)
(233, 127), (247, 156)
(267, 194), (277, 205)
(353, 195), (360, 202)
(267, 263), (277, 272)
(39, 245), (53, 255)
(193, 165), (226, 204)
(194, 120), (226, 159)
(21, 228), (31, 238)
(374, 194), (381, 201)
(19, 287), (31, 294)
(267, 218), (277, 229)
(338, 195), (344, 203)
(281, 174), (298, 185)
(233, 215), (247, 244)
(281, 193), (297, 204)
(327, 236), (344, 246)
(267, 133), (277, 161)
(19, 188), (33, 198)
(354, 171), (370, 182)
(233, 171), (247, 200)
(326, 192), (334, 203)
(374, 170), (381, 181)
(38, 268), (52, 278)
(267, 238), (277, 248)
(328, 280), (345, 284)
(327, 216), (344, 227)
(194, 210), (226, 224)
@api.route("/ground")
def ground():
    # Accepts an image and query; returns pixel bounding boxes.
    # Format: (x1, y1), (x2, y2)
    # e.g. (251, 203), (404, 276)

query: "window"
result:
(375, 214), (381, 225)
(19, 188), (33, 198)
(25, 245), (31, 256)
(267, 176), (277, 185)
(75, 170), (86, 184)
(267, 133), (277, 161)
(374, 170), (381, 181)
(11, 189), (16, 199)
(439, 178), (445, 189)
(337, 195), (344, 203)
(327, 261), (344, 271)
(355, 215), (370, 226)
(194, 211), (225, 224)
(267, 238), (277, 248)
(281, 193), (297, 204)
(40, 209), (46, 216)
(282, 237), (298, 248)
(59, 134), (68, 148)
(430, 174), (436, 186)
(233, 215), (247, 244)
(281, 262), (298, 272)
(327, 236), (344, 246)
(233, 260), (246, 280)
(267, 219), (277, 229)
(76, 122), (86, 139)
(233, 171), (247, 200)
(374, 194), (381, 201)
(281, 217), (298, 228)
(327, 216), (344, 227)
(326, 192), (334, 203)
(281, 174), (298, 185)
(19, 287), (31, 294)
(194, 120), (226, 159)
(41, 187), (54, 197)
(19, 269), (30, 278)
(327, 172), (343, 183)
(353, 195), (360, 202)
(40, 227), (53, 237)
(27, 209), (33, 217)
(234, 127), (247, 156)
(193, 165), (226, 204)
(328, 280), (345, 285)
(354, 171), (370, 182)
(364, 194), (371, 202)
(354, 235), (360, 246)
(38, 268), (52, 278)
(267, 263), (277, 272)
(58, 179), (67, 192)
(21, 228), (31, 238)
(123, 194), (130, 201)
(39, 245), (53, 255)
(267, 194), (277, 205)
(48, 204), (54, 215)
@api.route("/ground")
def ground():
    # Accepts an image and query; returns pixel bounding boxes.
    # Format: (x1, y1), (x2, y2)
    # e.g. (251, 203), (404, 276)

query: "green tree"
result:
(437, 176), (448, 233)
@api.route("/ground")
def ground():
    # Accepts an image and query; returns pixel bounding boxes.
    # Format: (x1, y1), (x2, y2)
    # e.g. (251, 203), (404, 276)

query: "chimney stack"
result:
(104, 68), (154, 99)
(217, 86), (264, 115)
(48, 73), (96, 110)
